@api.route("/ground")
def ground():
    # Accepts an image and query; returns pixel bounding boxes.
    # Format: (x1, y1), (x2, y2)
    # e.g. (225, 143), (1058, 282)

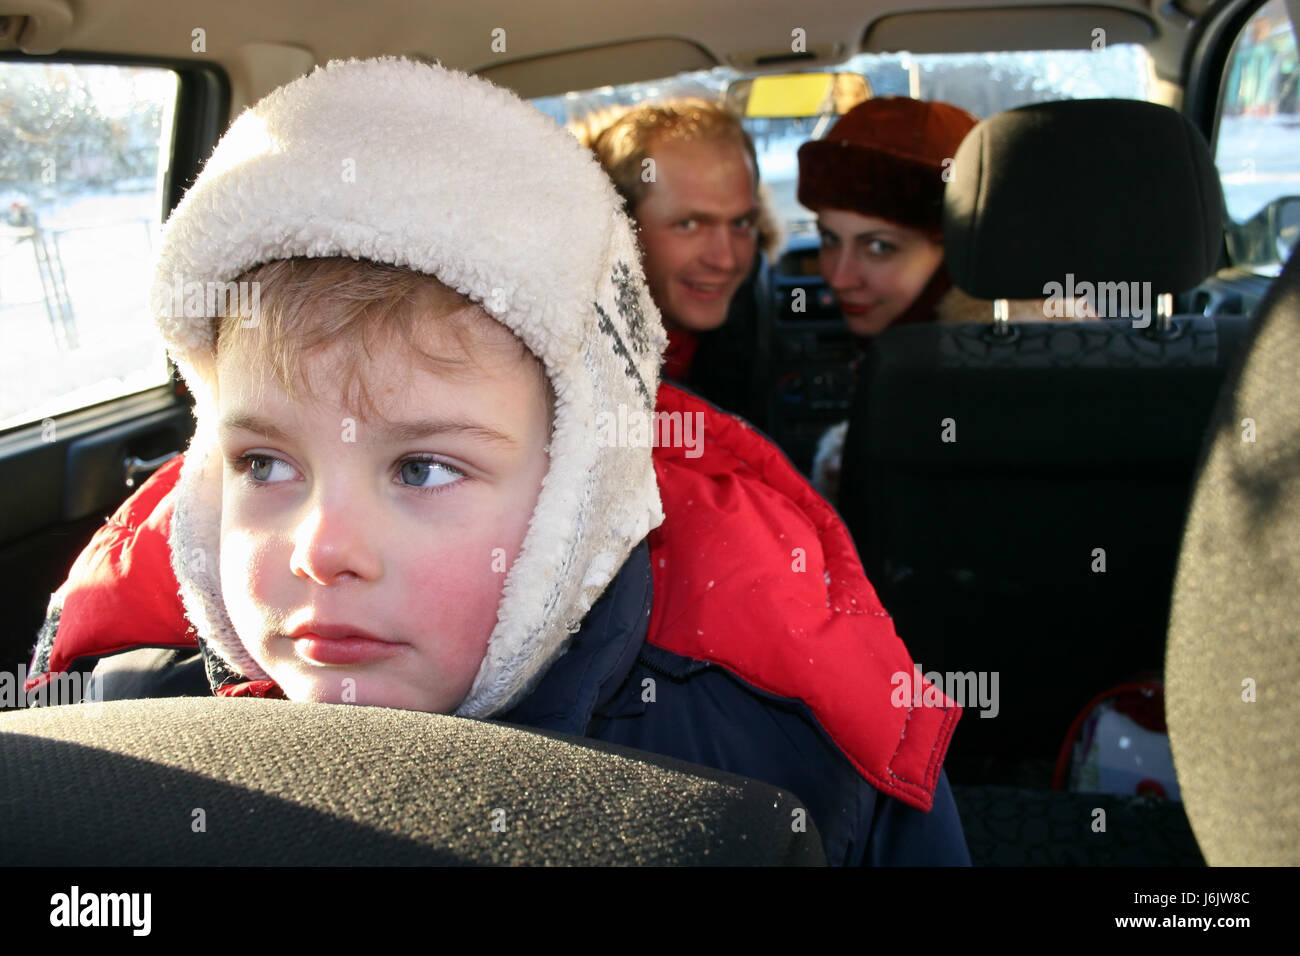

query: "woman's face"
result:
(816, 208), (945, 336)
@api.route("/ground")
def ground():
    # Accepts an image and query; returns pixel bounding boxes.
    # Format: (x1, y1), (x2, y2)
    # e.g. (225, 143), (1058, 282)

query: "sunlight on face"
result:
(816, 208), (945, 336)
(215, 306), (551, 713)
(634, 137), (758, 333)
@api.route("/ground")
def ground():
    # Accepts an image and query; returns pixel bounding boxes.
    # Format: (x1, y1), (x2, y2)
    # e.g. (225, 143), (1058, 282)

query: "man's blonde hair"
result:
(581, 99), (778, 257)
(212, 257), (551, 425)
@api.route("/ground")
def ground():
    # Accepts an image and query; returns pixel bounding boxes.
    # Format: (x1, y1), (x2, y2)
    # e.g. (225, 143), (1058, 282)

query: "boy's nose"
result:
(289, 503), (384, 585)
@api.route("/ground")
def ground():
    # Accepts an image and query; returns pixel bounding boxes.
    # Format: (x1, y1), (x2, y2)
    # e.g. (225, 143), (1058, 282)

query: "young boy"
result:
(27, 58), (969, 865)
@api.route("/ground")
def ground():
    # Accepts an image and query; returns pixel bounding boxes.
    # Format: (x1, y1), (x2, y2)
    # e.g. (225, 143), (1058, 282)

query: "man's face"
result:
(633, 136), (758, 333)
(215, 307), (550, 713)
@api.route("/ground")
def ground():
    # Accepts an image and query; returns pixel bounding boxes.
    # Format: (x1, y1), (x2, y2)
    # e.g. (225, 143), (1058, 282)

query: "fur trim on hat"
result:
(153, 57), (667, 718)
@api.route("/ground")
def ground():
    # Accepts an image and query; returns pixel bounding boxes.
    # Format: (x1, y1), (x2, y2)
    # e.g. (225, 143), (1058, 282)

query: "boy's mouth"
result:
(288, 622), (403, 666)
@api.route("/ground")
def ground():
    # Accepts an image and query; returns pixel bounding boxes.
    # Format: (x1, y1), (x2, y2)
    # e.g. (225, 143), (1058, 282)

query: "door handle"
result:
(124, 451), (180, 488)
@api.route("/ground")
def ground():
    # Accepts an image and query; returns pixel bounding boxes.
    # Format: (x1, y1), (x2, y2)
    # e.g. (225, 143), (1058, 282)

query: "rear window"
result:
(533, 46), (1156, 237)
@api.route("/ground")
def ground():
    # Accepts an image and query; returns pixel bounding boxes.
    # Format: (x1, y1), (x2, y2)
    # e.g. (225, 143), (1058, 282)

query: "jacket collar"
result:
(497, 539), (653, 735)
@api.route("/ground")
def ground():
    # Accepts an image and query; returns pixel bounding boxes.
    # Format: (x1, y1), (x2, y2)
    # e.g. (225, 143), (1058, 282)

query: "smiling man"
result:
(588, 100), (767, 382)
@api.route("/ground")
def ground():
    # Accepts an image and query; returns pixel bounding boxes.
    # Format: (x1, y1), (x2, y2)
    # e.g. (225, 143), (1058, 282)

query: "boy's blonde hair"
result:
(212, 257), (552, 426)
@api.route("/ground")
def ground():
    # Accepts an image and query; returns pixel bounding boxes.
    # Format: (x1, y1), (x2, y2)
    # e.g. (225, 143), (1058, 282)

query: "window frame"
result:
(0, 51), (227, 544)
(0, 50), (228, 438)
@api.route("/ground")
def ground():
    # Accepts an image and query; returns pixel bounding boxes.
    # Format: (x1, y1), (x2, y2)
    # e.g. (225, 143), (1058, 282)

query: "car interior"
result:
(1, 0), (1298, 867)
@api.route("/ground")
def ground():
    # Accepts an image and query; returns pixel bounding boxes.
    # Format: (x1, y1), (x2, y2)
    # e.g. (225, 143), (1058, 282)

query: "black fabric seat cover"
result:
(841, 316), (1251, 768)
(1166, 249), (1300, 866)
(840, 98), (1236, 773)
(944, 98), (1223, 299)
(0, 698), (824, 866)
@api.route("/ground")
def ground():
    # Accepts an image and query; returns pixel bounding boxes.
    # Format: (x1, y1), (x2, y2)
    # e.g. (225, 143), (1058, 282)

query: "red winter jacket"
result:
(28, 382), (960, 813)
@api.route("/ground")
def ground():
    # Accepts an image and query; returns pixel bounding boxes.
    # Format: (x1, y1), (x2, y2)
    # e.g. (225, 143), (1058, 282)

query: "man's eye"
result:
(675, 218), (699, 232)
(398, 458), (464, 490)
(243, 455), (295, 483)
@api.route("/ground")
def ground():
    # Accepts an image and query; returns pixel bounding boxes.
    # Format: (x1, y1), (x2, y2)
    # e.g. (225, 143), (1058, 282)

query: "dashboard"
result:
(764, 235), (857, 473)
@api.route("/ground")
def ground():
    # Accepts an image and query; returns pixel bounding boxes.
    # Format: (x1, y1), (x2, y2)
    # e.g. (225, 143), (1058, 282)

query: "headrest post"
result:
(993, 298), (1011, 336)
(1156, 292), (1174, 332)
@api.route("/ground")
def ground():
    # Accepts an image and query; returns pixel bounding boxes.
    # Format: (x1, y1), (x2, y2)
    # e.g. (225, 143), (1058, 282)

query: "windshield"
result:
(533, 46), (1155, 238)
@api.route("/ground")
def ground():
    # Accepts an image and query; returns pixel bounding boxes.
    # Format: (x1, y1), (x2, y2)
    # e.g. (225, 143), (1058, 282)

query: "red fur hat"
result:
(797, 97), (978, 238)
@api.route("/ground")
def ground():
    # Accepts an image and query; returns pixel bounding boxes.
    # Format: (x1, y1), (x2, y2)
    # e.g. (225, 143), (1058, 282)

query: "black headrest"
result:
(944, 99), (1224, 298)
(0, 698), (824, 865)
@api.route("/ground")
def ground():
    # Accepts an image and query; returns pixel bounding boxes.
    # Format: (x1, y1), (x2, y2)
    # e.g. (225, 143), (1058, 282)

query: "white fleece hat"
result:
(153, 57), (666, 718)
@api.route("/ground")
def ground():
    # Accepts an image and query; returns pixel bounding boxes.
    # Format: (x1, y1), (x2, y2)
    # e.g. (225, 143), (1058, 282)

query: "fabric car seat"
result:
(1166, 246), (1300, 865)
(0, 697), (825, 865)
(839, 99), (1250, 774)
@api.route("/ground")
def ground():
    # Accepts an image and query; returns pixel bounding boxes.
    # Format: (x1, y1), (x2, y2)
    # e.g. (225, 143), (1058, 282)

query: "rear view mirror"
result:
(725, 72), (870, 118)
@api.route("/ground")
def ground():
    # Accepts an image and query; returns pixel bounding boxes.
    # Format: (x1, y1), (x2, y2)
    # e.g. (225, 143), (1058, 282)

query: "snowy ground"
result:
(0, 190), (168, 430)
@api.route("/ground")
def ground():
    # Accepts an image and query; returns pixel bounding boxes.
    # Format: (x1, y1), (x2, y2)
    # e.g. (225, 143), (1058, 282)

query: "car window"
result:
(0, 61), (178, 432)
(533, 46), (1156, 239)
(1214, 0), (1300, 276)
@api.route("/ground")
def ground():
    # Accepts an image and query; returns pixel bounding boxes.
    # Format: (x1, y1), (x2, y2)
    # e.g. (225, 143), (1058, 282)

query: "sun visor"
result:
(475, 37), (716, 99)
(863, 5), (1155, 54)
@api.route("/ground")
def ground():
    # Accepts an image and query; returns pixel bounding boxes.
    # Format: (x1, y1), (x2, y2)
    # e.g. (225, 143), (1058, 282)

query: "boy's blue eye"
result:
(247, 456), (295, 483)
(399, 458), (463, 489)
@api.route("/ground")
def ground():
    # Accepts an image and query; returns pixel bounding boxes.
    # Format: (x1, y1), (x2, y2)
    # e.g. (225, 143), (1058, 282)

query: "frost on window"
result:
(0, 63), (178, 430)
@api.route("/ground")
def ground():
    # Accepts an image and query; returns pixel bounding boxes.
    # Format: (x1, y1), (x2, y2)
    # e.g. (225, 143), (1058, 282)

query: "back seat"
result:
(839, 98), (1245, 776)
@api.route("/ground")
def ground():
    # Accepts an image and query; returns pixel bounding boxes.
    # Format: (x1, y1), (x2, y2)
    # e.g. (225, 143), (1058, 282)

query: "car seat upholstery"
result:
(0, 697), (825, 865)
(839, 99), (1246, 773)
(1166, 246), (1300, 866)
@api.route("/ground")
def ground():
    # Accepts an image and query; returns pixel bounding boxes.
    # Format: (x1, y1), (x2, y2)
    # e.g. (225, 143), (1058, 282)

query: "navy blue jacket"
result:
(83, 534), (969, 866)
(502, 540), (970, 866)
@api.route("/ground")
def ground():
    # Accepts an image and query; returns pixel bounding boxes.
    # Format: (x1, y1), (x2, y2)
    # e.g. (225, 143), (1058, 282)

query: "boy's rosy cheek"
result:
(407, 544), (505, 644)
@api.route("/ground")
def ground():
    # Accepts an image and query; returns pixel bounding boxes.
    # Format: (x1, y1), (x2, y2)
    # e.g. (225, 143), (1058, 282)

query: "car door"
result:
(0, 52), (227, 690)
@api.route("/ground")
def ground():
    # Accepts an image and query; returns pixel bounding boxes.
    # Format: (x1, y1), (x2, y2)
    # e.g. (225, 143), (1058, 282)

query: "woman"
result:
(798, 96), (996, 335)
(797, 97), (1045, 497)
